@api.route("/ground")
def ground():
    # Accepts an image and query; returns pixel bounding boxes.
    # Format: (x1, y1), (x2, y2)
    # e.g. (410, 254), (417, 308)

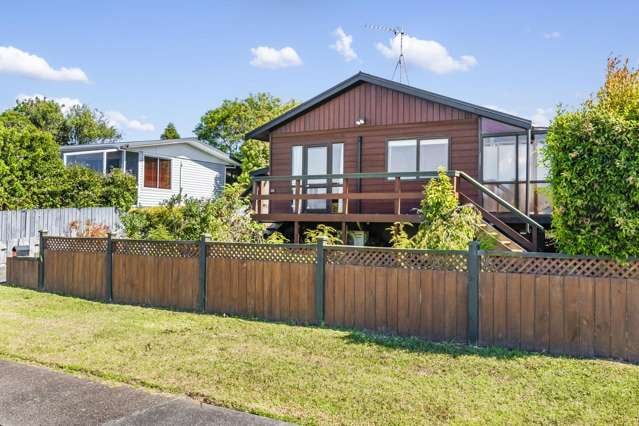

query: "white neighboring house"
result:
(60, 138), (239, 207)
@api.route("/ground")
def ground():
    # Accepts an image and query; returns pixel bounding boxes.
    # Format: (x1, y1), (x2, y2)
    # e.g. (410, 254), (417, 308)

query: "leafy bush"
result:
(120, 185), (266, 242)
(546, 57), (639, 258)
(304, 224), (342, 245)
(388, 169), (483, 250)
(61, 166), (137, 212)
(265, 231), (289, 244)
(102, 169), (138, 212)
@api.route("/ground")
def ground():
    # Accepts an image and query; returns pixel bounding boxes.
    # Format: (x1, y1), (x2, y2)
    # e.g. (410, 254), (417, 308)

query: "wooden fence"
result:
(5, 236), (639, 363)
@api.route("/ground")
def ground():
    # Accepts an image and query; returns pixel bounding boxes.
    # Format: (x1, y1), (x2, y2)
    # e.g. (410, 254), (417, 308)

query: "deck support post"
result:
(394, 177), (401, 214)
(38, 230), (47, 290)
(293, 222), (300, 244)
(341, 222), (347, 245)
(467, 240), (481, 345)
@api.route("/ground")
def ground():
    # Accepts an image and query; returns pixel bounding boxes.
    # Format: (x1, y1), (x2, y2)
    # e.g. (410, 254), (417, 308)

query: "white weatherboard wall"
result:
(129, 144), (227, 207)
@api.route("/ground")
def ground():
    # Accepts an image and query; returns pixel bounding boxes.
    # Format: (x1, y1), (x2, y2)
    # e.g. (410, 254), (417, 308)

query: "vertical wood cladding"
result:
(268, 82), (480, 214)
(273, 82), (476, 135)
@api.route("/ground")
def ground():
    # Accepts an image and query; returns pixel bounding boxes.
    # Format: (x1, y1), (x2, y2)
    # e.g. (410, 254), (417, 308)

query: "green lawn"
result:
(0, 286), (638, 425)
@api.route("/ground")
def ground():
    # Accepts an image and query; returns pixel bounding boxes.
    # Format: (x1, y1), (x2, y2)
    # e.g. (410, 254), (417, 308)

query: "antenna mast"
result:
(366, 24), (409, 84)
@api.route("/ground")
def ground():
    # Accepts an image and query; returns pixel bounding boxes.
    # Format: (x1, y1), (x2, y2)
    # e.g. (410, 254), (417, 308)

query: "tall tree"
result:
(12, 98), (120, 145)
(160, 122), (181, 140)
(64, 104), (120, 145)
(194, 93), (297, 156)
(546, 57), (639, 258)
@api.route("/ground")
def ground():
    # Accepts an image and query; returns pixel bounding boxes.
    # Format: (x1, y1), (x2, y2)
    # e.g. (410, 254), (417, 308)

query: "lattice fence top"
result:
(481, 253), (639, 279)
(44, 237), (107, 253)
(325, 246), (468, 271)
(207, 243), (316, 264)
(112, 240), (199, 258)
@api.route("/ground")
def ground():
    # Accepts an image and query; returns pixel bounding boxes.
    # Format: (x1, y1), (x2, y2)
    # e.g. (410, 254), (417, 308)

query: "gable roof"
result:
(247, 72), (532, 141)
(60, 137), (239, 166)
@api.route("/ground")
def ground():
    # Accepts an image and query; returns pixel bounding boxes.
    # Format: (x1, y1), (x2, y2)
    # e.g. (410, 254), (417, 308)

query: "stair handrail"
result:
(456, 171), (544, 232)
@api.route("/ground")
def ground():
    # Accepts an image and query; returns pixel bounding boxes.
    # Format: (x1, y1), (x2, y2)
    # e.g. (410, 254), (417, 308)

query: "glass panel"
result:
(419, 139), (448, 171)
(482, 136), (516, 182)
(66, 153), (104, 173)
(517, 135), (527, 182)
(106, 151), (122, 172)
(306, 146), (327, 210)
(144, 156), (158, 188)
(125, 151), (138, 178)
(159, 158), (171, 189)
(481, 118), (526, 134)
(531, 133), (548, 181)
(387, 140), (417, 173)
(482, 183), (516, 213)
(291, 146), (303, 212)
(331, 143), (344, 213)
(528, 182), (552, 214)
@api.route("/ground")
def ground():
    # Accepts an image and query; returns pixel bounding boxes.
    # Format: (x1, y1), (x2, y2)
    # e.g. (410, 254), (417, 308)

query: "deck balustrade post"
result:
(467, 240), (481, 345)
(105, 232), (113, 302)
(198, 233), (211, 312)
(38, 230), (47, 290)
(314, 236), (326, 323)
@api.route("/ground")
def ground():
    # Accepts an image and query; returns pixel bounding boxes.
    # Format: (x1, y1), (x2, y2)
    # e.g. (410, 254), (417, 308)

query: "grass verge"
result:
(0, 285), (638, 425)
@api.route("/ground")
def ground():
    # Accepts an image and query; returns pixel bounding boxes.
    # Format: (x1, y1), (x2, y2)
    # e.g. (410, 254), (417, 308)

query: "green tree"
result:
(389, 169), (483, 250)
(194, 93), (297, 156)
(237, 139), (270, 187)
(160, 122), (181, 140)
(65, 104), (120, 145)
(546, 57), (639, 258)
(102, 169), (138, 211)
(12, 97), (120, 145)
(0, 115), (66, 209)
(13, 98), (66, 143)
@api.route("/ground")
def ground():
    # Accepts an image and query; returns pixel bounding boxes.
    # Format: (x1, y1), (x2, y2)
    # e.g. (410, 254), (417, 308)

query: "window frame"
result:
(385, 137), (450, 177)
(144, 155), (172, 189)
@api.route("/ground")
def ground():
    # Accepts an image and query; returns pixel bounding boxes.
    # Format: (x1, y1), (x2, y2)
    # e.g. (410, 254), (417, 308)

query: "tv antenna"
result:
(366, 24), (409, 84)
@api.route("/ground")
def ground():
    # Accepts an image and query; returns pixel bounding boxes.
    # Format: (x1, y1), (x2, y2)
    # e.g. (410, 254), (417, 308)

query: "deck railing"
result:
(252, 170), (545, 251)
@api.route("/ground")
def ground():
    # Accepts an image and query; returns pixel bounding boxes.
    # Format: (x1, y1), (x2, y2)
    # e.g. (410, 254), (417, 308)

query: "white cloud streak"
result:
(331, 27), (357, 62)
(376, 34), (477, 74)
(532, 107), (554, 126)
(0, 46), (88, 82)
(249, 46), (302, 69)
(543, 31), (561, 39)
(106, 111), (155, 132)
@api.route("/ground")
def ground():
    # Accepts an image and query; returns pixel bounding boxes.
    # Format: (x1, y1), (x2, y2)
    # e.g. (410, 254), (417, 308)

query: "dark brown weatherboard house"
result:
(247, 72), (549, 251)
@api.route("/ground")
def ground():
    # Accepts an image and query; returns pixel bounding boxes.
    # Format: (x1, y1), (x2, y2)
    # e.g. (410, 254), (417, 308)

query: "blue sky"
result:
(1, 0), (638, 140)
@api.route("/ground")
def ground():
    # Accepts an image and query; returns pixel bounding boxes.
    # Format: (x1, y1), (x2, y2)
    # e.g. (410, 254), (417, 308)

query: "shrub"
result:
(546, 57), (639, 258)
(120, 185), (266, 242)
(304, 224), (342, 245)
(389, 169), (483, 250)
(102, 169), (137, 212)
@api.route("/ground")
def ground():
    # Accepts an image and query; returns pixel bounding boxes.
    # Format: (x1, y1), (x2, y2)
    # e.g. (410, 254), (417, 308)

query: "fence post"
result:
(467, 240), (480, 345)
(314, 237), (326, 323)
(105, 233), (113, 302)
(198, 233), (210, 312)
(38, 230), (47, 290)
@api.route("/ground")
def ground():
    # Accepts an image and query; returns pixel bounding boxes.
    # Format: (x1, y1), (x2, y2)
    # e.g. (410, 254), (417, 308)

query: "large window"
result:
(65, 153), (104, 173)
(125, 151), (139, 178)
(106, 151), (123, 172)
(482, 136), (527, 182)
(387, 138), (449, 175)
(144, 156), (171, 189)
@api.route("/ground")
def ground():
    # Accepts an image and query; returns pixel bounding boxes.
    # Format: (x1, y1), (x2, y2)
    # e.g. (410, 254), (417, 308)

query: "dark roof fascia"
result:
(247, 72), (532, 140)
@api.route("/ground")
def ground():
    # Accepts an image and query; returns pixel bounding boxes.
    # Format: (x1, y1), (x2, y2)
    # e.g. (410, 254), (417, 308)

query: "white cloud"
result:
(543, 31), (561, 39)
(0, 46), (88, 82)
(376, 34), (477, 74)
(16, 93), (82, 114)
(105, 111), (155, 132)
(532, 107), (554, 126)
(249, 46), (302, 69)
(331, 27), (357, 62)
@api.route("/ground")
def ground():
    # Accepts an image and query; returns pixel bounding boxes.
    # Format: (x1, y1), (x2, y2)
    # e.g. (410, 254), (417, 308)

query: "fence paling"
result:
(10, 235), (639, 364)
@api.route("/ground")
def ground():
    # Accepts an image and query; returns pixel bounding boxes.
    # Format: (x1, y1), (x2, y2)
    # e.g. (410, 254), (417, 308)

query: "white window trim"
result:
(387, 138), (449, 178)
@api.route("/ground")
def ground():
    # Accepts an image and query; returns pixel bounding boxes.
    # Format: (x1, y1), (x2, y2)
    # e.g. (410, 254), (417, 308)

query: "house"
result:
(60, 137), (239, 207)
(247, 72), (549, 251)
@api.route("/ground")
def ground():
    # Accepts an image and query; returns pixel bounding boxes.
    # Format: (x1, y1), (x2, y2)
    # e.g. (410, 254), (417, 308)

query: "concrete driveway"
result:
(0, 360), (289, 425)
